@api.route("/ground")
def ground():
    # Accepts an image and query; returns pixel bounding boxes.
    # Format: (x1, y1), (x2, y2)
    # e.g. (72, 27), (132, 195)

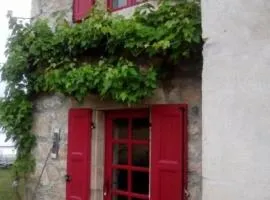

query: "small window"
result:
(108, 0), (145, 11)
(73, 0), (95, 21)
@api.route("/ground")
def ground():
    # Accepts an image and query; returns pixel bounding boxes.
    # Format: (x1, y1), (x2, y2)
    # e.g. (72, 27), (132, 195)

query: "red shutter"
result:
(66, 108), (92, 200)
(73, 0), (93, 21)
(151, 105), (187, 200)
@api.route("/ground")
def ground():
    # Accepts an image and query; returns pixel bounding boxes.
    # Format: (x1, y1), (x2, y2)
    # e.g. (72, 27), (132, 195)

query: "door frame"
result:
(104, 109), (150, 200)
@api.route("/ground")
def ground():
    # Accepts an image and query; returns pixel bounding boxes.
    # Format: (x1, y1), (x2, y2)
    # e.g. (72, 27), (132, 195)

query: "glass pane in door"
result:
(132, 118), (149, 140)
(132, 144), (149, 167)
(113, 119), (128, 139)
(113, 195), (128, 200)
(113, 143), (128, 165)
(131, 171), (149, 195)
(112, 169), (128, 191)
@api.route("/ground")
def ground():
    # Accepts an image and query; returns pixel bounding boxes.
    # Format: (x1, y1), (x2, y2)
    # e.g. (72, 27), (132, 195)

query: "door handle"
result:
(65, 174), (72, 182)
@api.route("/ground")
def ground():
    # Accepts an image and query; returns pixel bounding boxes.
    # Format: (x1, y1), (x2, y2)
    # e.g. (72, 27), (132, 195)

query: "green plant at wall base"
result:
(0, 0), (202, 176)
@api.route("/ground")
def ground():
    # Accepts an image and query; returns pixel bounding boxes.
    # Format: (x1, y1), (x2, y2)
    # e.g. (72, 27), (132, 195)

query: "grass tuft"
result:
(0, 168), (24, 200)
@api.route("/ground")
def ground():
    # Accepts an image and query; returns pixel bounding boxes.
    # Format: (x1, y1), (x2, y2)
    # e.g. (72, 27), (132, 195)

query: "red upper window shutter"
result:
(151, 104), (187, 200)
(73, 0), (93, 21)
(66, 108), (92, 200)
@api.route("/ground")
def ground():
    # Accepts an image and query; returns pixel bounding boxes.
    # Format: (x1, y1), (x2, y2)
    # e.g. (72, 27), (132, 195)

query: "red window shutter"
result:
(66, 108), (92, 200)
(73, 0), (93, 21)
(151, 105), (187, 200)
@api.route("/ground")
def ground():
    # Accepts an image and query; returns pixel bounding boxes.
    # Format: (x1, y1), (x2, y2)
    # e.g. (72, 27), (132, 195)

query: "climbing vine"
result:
(0, 0), (201, 176)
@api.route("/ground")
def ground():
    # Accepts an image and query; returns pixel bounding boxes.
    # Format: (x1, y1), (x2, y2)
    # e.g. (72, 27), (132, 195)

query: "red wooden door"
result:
(151, 105), (187, 200)
(105, 110), (150, 200)
(66, 108), (92, 200)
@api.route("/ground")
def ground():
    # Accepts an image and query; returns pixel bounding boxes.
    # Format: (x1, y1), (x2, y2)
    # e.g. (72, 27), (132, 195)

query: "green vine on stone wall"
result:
(0, 0), (201, 177)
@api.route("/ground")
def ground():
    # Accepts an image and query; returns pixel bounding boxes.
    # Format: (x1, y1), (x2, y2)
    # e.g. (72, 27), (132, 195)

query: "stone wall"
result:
(25, 94), (71, 200)
(31, 0), (73, 22)
(25, 67), (202, 200)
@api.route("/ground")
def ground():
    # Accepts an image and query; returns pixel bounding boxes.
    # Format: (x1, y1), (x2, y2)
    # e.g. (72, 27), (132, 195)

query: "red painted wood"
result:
(104, 109), (149, 200)
(112, 190), (149, 199)
(73, 0), (94, 21)
(151, 104), (187, 200)
(112, 165), (149, 172)
(112, 139), (149, 145)
(66, 108), (92, 200)
(128, 119), (132, 195)
(106, 109), (148, 119)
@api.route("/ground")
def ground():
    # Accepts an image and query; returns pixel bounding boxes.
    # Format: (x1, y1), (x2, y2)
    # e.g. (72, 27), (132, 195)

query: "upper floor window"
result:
(73, 0), (144, 22)
(108, 0), (144, 11)
(73, 0), (95, 22)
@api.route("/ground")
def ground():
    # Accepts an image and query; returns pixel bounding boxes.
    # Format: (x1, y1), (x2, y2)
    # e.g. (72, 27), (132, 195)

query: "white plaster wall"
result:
(202, 0), (270, 199)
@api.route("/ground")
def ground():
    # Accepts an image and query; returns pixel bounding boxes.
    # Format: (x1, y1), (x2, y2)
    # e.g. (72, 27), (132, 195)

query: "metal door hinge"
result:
(184, 189), (190, 199)
(65, 174), (72, 182)
(91, 122), (95, 129)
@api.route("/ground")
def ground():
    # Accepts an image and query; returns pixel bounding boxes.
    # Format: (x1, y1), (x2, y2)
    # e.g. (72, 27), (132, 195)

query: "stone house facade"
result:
(26, 1), (202, 200)
(26, 0), (270, 200)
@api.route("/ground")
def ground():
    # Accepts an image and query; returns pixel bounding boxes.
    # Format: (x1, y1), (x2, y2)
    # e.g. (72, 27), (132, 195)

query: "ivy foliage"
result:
(36, 59), (157, 103)
(0, 0), (201, 176)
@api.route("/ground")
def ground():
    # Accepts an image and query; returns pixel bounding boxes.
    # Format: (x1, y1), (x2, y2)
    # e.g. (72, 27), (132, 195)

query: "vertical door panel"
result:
(151, 105), (187, 200)
(66, 108), (92, 200)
